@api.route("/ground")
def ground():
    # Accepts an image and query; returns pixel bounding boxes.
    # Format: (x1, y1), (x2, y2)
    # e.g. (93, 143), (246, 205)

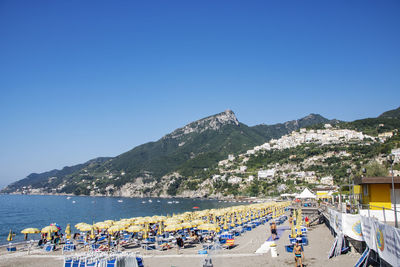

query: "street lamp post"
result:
(347, 168), (352, 213)
(388, 154), (398, 228)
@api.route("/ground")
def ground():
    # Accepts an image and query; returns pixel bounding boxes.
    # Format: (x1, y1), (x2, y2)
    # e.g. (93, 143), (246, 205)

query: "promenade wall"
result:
(325, 207), (400, 266)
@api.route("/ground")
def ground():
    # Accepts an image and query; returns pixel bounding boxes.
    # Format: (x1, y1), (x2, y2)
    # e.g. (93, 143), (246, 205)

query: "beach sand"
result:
(0, 218), (360, 267)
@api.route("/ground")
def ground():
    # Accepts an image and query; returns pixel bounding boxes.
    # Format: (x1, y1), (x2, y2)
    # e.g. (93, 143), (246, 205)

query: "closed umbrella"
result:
(7, 229), (15, 242)
(65, 224), (71, 239)
(90, 226), (96, 239)
(157, 223), (163, 235)
(223, 218), (229, 230)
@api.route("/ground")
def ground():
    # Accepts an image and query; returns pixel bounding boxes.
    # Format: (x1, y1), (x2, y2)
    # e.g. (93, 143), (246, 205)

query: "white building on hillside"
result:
(228, 176), (241, 184)
(258, 169), (275, 180)
(320, 176), (334, 186)
(392, 148), (400, 163)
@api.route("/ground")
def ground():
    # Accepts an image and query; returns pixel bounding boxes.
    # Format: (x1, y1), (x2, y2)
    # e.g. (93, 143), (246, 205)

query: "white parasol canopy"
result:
(297, 188), (316, 199)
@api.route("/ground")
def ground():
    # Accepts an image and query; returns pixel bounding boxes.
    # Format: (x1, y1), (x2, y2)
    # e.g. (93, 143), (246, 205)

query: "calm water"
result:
(0, 194), (241, 245)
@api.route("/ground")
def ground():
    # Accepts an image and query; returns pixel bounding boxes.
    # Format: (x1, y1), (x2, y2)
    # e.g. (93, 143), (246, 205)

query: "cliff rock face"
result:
(165, 110), (239, 140)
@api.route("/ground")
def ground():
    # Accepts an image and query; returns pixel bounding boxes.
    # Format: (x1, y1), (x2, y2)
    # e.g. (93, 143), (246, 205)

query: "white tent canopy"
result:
(297, 188), (316, 199)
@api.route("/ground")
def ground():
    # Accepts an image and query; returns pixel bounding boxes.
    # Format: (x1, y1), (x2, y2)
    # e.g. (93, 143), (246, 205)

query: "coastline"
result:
(0, 192), (277, 203)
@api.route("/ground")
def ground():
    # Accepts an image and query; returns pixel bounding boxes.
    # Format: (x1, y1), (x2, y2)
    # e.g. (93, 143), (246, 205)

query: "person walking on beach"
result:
(293, 241), (304, 267)
(305, 216), (309, 228)
(270, 221), (277, 240)
(176, 235), (184, 254)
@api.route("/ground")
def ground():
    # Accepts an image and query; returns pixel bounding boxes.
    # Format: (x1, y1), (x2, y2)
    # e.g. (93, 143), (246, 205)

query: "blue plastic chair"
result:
(136, 256), (144, 267)
(107, 258), (117, 267)
(64, 258), (72, 267)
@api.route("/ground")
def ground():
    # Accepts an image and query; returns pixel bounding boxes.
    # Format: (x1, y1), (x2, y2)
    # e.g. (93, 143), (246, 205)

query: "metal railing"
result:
(358, 203), (400, 226)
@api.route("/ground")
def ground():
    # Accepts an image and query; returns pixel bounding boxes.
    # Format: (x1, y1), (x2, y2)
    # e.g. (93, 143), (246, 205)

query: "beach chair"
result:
(90, 243), (100, 251)
(223, 239), (235, 249)
(44, 244), (55, 252)
(97, 236), (106, 243)
(71, 258), (80, 267)
(136, 255), (144, 267)
(64, 257), (73, 267)
(106, 257), (117, 267)
(62, 244), (76, 254)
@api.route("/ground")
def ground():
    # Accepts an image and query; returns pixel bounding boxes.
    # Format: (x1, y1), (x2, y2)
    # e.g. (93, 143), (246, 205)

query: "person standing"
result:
(176, 235), (184, 253)
(270, 221), (277, 240)
(293, 240), (304, 267)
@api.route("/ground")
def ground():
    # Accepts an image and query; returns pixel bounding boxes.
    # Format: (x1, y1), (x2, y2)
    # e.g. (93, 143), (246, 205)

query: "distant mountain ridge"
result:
(251, 113), (339, 141)
(379, 106), (400, 119)
(2, 106), (398, 197)
(4, 157), (111, 192)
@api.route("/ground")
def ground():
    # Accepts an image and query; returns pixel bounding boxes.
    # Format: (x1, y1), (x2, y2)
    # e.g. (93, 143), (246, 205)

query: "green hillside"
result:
(3, 107), (399, 197)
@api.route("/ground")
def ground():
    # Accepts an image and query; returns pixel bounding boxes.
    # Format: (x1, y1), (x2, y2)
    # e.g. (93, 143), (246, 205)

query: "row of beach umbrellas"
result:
(7, 201), (290, 242)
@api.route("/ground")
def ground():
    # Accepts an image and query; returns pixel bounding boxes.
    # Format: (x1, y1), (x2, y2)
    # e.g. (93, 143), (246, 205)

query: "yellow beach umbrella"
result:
(126, 225), (144, 233)
(77, 224), (94, 232)
(143, 216), (158, 223)
(94, 222), (111, 229)
(152, 215), (166, 222)
(21, 228), (40, 234)
(41, 225), (59, 233)
(164, 219), (180, 225)
(198, 223), (220, 232)
(134, 218), (148, 225)
(191, 219), (204, 226)
(223, 219), (229, 230)
(104, 220), (115, 225)
(164, 224), (183, 232)
(108, 225), (125, 233)
(181, 222), (194, 229)
(21, 228), (40, 240)
(75, 222), (90, 229)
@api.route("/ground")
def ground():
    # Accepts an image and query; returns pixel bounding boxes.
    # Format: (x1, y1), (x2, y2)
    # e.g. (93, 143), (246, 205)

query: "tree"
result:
(362, 161), (388, 177)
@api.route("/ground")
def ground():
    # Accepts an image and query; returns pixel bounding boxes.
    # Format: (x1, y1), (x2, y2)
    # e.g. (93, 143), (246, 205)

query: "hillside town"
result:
(215, 125), (379, 191)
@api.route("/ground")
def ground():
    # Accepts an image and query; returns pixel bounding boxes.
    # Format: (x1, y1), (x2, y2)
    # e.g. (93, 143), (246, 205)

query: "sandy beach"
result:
(0, 216), (360, 267)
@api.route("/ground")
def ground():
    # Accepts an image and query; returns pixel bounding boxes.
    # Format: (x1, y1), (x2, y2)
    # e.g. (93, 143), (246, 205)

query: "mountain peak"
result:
(165, 110), (239, 139)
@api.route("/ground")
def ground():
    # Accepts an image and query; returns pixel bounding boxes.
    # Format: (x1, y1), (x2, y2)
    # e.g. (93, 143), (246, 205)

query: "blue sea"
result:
(0, 194), (240, 245)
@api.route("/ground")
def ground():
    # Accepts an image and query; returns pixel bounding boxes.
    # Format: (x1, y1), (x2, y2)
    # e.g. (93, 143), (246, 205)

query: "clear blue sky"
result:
(1, 0), (399, 188)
